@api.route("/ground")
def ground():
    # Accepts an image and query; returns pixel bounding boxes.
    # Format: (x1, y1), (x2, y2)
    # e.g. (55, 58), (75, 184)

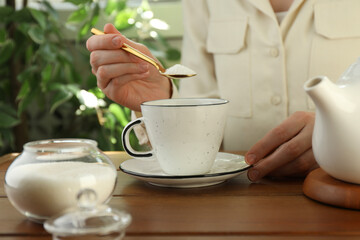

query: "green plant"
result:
(0, 0), (180, 155)
(0, 0), (82, 153)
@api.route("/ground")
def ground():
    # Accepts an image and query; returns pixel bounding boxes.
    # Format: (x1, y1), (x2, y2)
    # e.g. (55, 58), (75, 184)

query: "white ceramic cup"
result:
(122, 98), (229, 175)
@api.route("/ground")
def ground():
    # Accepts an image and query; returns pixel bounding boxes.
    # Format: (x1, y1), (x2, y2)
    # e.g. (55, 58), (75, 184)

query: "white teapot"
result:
(304, 58), (360, 184)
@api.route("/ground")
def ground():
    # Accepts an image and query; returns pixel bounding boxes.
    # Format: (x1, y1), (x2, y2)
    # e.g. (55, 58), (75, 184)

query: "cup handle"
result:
(121, 117), (153, 158)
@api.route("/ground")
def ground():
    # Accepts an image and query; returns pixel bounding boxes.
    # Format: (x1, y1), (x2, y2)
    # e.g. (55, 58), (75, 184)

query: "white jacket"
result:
(178, 0), (360, 151)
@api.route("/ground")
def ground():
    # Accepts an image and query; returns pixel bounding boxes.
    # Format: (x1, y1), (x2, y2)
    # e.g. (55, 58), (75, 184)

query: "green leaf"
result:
(0, 40), (15, 65)
(28, 25), (45, 44)
(64, 0), (91, 5)
(0, 72), (9, 86)
(108, 103), (129, 127)
(67, 6), (88, 23)
(124, 107), (131, 120)
(78, 22), (91, 40)
(114, 9), (135, 30)
(90, 3), (100, 26)
(41, 64), (52, 90)
(50, 87), (74, 113)
(17, 22), (32, 37)
(9, 8), (33, 23)
(0, 103), (18, 118)
(0, 128), (16, 150)
(39, 43), (57, 62)
(17, 88), (37, 114)
(48, 82), (63, 91)
(105, 0), (127, 15)
(17, 66), (37, 83)
(86, 74), (98, 89)
(25, 45), (34, 64)
(104, 111), (116, 130)
(89, 87), (105, 99)
(57, 49), (73, 65)
(0, 112), (20, 128)
(68, 66), (82, 83)
(42, 1), (59, 21)
(0, 29), (6, 42)
(166, 48), (181, 61)
(29, 8), (47, 29)
(0, 6), (15, 22)
(16, 79), (31, 101)
(65, 84), (81, 95)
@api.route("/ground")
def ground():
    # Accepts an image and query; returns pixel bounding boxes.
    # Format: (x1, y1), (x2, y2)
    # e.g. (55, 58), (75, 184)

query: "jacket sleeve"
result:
(179, 0), (219, 98)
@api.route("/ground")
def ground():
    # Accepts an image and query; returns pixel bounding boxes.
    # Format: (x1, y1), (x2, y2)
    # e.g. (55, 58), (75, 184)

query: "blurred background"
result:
(0, 0), (183, 155)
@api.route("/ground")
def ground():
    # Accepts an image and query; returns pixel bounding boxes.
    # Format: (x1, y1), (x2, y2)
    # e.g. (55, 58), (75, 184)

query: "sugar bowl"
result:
(4, 139), (117, 222)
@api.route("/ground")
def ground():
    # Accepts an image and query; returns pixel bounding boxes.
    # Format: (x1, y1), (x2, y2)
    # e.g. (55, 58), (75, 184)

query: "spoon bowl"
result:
(91, 28), (196, 79)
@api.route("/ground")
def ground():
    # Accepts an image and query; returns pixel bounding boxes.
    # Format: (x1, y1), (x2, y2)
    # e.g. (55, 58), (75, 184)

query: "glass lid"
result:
(44, 189), (131, 236)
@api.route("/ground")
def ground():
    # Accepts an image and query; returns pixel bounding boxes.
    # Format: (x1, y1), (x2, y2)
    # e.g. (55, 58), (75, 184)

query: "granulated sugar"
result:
(164, 64), (196, 76)
(5, 161), (116, 218)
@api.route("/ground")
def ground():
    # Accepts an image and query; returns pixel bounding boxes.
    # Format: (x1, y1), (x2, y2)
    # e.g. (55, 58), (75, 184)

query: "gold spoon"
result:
(90, 28), (196, 79)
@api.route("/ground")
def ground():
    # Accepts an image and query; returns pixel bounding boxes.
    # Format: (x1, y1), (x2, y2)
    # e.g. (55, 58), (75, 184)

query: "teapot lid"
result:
(44, 189), (131, 237)
(337, 57), (360, 87)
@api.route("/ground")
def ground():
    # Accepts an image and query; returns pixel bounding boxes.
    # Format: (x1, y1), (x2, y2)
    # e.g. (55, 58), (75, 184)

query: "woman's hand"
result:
(86, 23), (171, 112)
(245, 111), (319, 181)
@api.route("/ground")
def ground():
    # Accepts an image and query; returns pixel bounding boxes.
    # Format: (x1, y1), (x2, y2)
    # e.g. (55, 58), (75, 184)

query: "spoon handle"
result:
(122, 43), (166, 72)
(90, 28), (165, 73)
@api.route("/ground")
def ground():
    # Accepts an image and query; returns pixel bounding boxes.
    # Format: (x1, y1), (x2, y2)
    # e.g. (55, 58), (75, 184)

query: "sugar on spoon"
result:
(91, 28), (197, 79)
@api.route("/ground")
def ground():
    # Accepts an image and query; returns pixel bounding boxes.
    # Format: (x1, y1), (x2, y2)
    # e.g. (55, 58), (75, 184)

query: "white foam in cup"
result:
(122, 98), (229, 175)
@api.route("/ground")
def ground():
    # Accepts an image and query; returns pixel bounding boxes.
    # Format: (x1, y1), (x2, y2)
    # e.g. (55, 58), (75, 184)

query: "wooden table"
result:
(1, 151), (360, 240)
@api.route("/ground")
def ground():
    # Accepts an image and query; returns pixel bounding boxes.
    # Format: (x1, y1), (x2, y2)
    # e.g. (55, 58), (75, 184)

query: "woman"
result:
(87, 0), (360, 181)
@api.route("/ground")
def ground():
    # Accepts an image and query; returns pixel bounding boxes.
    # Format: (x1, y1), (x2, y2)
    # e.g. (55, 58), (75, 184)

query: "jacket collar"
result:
(246, 0), (305, 20)
(246, 0), (274, 19)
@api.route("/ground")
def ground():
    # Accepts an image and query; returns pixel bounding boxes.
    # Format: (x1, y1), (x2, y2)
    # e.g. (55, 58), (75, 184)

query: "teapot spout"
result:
(304, 76), (355, 114)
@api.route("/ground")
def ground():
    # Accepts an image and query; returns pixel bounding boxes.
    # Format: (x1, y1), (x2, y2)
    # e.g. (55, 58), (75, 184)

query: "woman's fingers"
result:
(103, 23), (120, 34)
(245, 112), (313, 165)
(101, 72), (169, 112)
(247, 132), (311, 181)
(86, 23), (123, 51)
(85, 23), (172, 112)
(91, 50), (126, 72)
(246, 112), (316, 181)
(267, 149), (318, 177)
(96, 62), (149, 89)
(87, 34), (124, 51)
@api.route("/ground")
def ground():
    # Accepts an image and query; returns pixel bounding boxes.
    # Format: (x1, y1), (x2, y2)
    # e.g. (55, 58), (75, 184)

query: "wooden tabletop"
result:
(1, 151), (360, 240)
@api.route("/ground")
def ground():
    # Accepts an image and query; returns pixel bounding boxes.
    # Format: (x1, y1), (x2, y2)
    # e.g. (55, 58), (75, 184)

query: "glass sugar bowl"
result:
(4, 139), (117, 223)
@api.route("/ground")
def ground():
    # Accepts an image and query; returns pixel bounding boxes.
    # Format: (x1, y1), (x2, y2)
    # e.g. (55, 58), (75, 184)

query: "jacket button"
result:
(269, 48), (279, 57)
(271, 95), (282, 105)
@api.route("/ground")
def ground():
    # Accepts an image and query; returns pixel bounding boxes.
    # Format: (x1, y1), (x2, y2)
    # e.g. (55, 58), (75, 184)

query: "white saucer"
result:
(119, 152), (251, 188)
